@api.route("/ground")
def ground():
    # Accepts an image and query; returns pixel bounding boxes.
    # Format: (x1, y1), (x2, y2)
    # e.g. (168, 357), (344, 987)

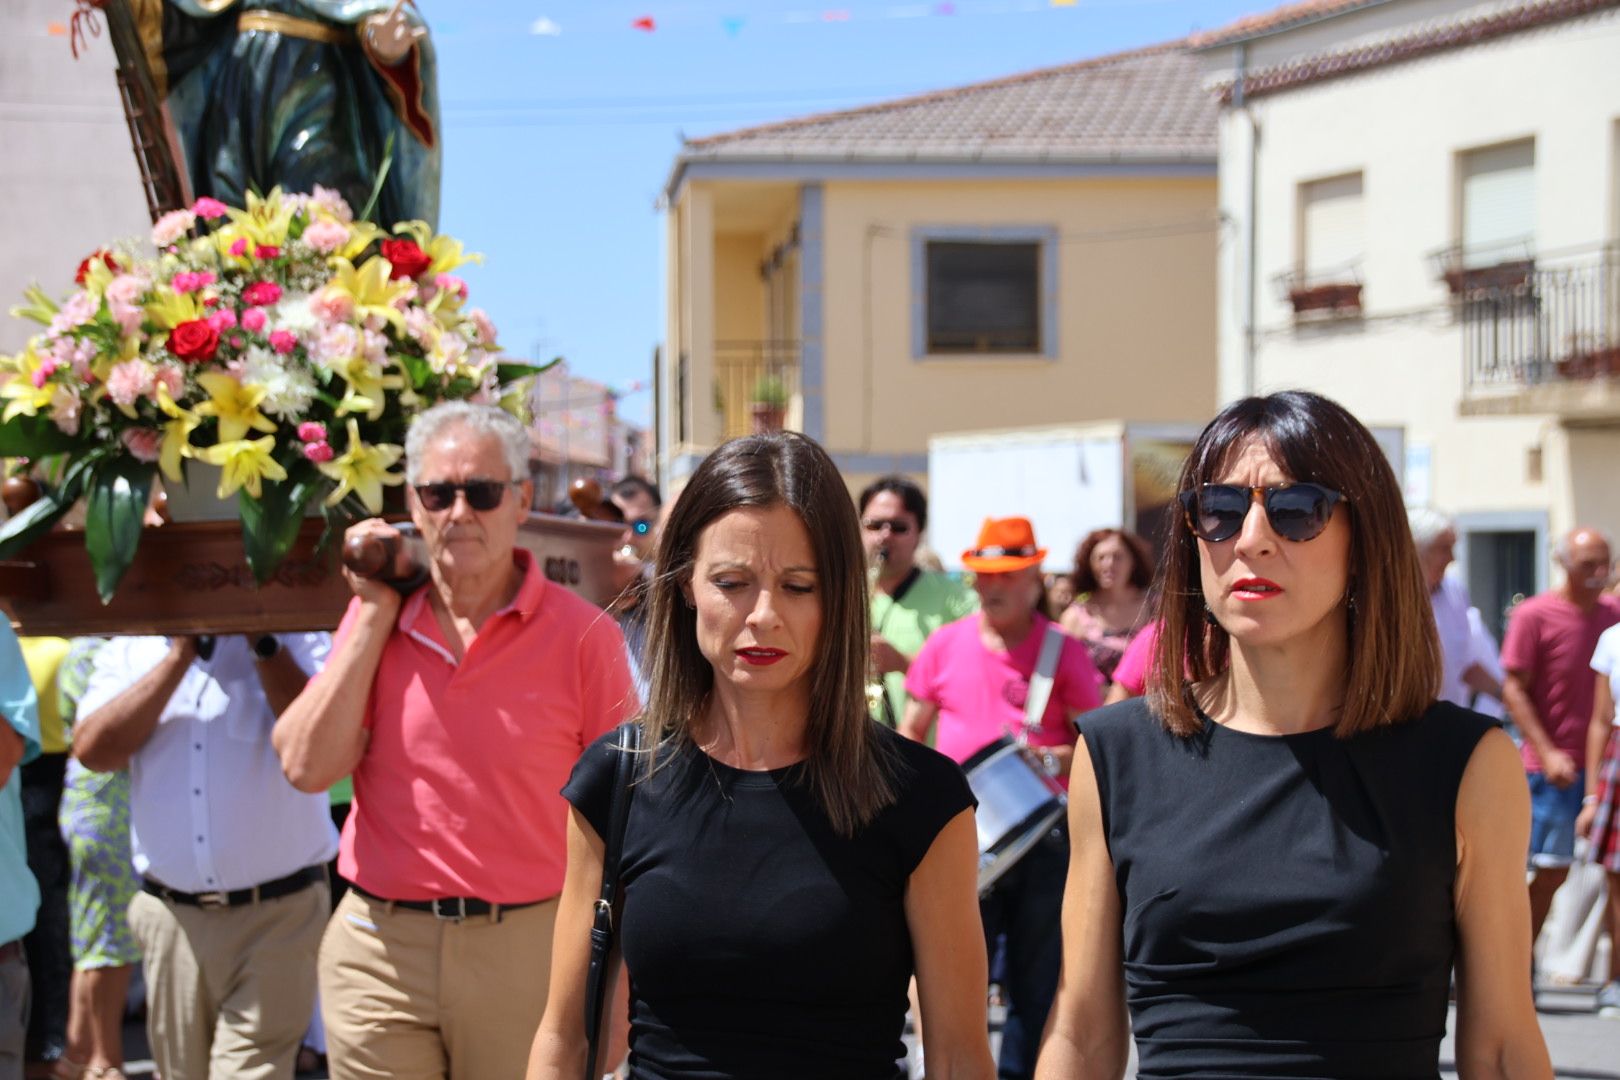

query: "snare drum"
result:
(962, 736), (1066, 895)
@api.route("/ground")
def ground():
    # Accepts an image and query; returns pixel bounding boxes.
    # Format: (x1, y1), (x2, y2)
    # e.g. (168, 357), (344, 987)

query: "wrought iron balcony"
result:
(713, 340), (801, 440)
(1460, 243), (1620, 417)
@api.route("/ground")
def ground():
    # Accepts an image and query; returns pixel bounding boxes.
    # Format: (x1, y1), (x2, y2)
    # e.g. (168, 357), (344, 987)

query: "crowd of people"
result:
(0, 390), (1616, 1080)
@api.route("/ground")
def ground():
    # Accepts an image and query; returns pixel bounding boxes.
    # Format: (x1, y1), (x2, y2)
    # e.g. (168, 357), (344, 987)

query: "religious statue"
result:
(89, 0), (440, 227)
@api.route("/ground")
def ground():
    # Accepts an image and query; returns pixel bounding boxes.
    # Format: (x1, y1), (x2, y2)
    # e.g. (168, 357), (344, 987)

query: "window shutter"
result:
(1301, 173), (1364, 278)
(1461, 140), (1535, 265)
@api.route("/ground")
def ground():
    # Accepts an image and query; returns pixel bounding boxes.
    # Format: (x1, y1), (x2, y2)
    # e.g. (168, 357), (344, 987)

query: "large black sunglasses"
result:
(1178, 483), (1347, 544)
(413, 479), (518, 513)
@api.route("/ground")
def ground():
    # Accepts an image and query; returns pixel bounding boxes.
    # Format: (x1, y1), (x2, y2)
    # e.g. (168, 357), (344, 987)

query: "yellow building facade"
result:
(659, 44), (1222, 496)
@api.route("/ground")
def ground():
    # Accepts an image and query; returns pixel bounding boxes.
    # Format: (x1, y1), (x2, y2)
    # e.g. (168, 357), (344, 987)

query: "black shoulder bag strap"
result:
(583, 721), (639, 1080)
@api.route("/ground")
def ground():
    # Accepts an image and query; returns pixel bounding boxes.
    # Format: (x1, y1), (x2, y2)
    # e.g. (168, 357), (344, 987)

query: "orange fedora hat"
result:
(961, 517), (1047, 574)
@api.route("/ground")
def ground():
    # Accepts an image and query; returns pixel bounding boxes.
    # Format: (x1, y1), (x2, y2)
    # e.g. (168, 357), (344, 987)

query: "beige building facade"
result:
(1199, 0), (1620, 637)
(659, 44), (1222, 499)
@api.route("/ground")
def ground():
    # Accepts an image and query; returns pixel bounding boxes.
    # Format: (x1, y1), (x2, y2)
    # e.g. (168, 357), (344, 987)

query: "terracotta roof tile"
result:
(1189, 0), (1387, 48)
(679, 42), (1216, 165)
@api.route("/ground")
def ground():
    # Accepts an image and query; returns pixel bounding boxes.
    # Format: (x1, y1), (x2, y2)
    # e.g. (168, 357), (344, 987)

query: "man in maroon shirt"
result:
(1501, 526), (1620, 943)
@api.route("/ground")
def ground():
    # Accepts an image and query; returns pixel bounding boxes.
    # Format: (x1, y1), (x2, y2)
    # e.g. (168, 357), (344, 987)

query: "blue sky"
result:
(423, 0), (1266, 426)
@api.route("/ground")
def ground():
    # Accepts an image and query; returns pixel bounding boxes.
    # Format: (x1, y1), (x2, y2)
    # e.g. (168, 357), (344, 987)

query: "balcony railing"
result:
(714, 340), (800, 439)
(1462, 244), (1620, 393)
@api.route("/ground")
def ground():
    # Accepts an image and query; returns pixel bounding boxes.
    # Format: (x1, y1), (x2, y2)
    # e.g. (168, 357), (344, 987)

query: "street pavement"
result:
(112, 989), (1616, 1078)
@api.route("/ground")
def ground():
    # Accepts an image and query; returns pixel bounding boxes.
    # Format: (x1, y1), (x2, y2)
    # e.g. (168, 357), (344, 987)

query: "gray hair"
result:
(1554, 526), (1615, 566)
(404, 402), (531, 484)
(1407, 507), (1455, 549)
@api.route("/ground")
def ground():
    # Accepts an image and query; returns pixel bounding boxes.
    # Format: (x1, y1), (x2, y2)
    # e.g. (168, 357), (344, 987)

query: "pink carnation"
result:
(105, 274), (147, 335)
(228, 238), (248, 257)
(171, 271), (215, 294)
(191, 197), (229, 220)
(121, 427), (162, 463)
(242, 281), (282, 307)
(302, 440), (335, 463)
(153, 365), (184, 400)
(302, 218), (349, 254)
(151, 209), (196, 247)
(309, 288), (353, 324)
(468, 308), (498, 347)
(31, 357), (60, 389)
(297, 421), (327, 443)
(308, 185), (354, 223)
(433, 273), (469, 300)
(240, 307), (268, 333)
(207, 308), (238, 332)
(269, 330), (298, 355)
(313, 324), (359, 364)
(229, 335), (244, 349)
(255, 245), (281, 260)
(47, 292), (97, 335)
(106, 360), (154, 407)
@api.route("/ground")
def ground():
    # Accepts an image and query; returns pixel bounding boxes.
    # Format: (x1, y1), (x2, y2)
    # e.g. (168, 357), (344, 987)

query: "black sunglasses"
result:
(1178, 483), (1347, 544)
(413, 479), (518, 513)
(862, 519), (913, 536)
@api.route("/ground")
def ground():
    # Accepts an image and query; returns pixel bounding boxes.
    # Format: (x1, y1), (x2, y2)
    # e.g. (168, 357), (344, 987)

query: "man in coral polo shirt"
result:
(1500, 526), (1620, 951)
(273, 403), (637, 1080)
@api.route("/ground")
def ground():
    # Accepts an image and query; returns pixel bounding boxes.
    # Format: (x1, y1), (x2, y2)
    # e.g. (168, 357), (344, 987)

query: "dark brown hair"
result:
(1071, 528), (1154, 594)
(640, 431), (896, 835)
(1146, 391), (1440, 738)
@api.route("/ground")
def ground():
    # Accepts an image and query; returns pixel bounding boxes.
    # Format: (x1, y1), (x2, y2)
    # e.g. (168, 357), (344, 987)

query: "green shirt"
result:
(871, 570), (978, 726)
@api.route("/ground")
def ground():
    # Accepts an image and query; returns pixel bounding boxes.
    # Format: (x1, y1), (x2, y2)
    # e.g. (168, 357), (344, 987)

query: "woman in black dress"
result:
(530, 432), (994, 1080)
(1037, 392), (1551, 1079)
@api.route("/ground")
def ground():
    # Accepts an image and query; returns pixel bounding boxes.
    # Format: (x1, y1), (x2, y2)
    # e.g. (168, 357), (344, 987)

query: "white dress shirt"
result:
(78, 634), (338, 893)
(1432, 575), (1488, 708)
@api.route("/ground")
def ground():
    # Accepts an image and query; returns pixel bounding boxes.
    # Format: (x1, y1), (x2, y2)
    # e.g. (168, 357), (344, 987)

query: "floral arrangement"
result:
(0, 186), (547, 598)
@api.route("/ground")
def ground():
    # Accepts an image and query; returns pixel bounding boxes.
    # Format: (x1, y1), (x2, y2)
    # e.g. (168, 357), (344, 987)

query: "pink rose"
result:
(228, 238), (248, 257)
(240, 308), (268, 333)
(297, 421), (327, 443)
(207, 308), (238, 332)
(255, 245), (281, 260)
(242, 281), (282, 307)
(302, 440), (334, 463)
(433, 273), (469, 300)
(302, 218), (349, 254)
(269, 330), (298, 355)
(191, 197), (229, 220)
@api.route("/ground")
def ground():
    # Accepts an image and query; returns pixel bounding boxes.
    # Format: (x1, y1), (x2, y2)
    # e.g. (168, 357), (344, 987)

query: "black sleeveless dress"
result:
(1078, 698), (1497, 1079)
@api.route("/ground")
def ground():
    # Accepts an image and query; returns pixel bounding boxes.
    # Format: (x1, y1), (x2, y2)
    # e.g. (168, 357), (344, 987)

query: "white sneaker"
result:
(1597, 980), (1620, 1018)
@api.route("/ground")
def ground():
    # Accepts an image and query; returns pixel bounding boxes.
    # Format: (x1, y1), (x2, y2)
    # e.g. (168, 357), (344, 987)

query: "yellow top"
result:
(20, 637), (72, 755)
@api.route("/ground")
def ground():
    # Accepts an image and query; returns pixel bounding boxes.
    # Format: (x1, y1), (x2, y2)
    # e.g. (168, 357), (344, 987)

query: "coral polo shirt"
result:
(328, 549), (638, 904)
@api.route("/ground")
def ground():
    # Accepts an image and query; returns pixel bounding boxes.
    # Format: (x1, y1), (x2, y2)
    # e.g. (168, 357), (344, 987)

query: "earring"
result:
(1203, 603), (1219, 627)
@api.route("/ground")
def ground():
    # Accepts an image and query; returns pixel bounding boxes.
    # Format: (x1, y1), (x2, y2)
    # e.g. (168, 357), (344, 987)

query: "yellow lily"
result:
(327, 354), (404, 422)
(0, 345), (59, 422)
(143, 286), (204, 332)
(80, 254), (118, 300)
(154, 384), (201, 482)
(393, 220), (481, 277)
(193, 372), (277, 443)
(9, 284), (59, 327)
(323, 256), (408, 331)
(222, 187), (296, 250)
(318, 419), (403, 513)
(195, 435), (287, 500)
(332, 221), (385, 262)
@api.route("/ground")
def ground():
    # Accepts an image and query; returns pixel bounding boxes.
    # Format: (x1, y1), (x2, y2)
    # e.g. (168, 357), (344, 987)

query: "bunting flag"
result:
(524, 1), (1084, 39)
(632, 15), (657, 31)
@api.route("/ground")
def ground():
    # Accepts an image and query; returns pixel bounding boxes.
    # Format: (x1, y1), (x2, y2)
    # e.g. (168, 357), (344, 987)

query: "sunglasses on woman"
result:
(413, 479), (518, 512)
(1178, 483), (1347, 543)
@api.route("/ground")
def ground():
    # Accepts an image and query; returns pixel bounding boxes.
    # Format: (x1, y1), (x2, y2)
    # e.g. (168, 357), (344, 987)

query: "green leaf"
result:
(496, 357), (561, 384)
(358, 132), (397, 225)
(0, 452), (100, 561)
(397, 352), (434, 390)
(83, 458), (156, 603)
(0, 415), (87, 457)
(238, 463), (329, 585)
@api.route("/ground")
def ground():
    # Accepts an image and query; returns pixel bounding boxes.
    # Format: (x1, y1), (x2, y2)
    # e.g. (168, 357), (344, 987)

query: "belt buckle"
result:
(430, 897), (467, 922)
(195, 891), (230, 909)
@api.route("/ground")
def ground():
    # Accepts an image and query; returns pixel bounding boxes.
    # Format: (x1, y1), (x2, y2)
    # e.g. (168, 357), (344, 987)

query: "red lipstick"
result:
(1231, 577), (1283, 600)
(736, 647), (787, 666)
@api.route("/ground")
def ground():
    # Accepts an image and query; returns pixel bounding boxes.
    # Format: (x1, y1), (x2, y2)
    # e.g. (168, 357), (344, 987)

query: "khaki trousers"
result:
(319, 888), (557, 1080)
(127, 881), (328, 1080)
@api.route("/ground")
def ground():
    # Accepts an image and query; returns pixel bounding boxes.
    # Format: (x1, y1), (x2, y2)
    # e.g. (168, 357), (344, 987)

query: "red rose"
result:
(381, 238), (433, 280)
(74, 249), (119, 286)
(168, 319), (220, 363)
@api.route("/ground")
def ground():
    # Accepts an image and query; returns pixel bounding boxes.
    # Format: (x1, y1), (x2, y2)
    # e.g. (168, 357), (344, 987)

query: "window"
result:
(912, 228), (1057, 358)
(1460, 139), (1535, 267)
(1299, 173), (1364, 279)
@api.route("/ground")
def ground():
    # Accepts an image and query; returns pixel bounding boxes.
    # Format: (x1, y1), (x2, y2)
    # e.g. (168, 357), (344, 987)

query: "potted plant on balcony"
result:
(0, 186), (549, 602)
(750, 374), (789, 434)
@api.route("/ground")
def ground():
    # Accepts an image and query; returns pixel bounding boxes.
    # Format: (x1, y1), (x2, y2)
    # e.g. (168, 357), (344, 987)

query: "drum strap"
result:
(1019, 624), (1066, 743)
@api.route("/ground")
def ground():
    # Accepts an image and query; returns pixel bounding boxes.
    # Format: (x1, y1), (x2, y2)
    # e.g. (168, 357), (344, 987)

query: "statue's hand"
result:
(362, 2), (427, 66)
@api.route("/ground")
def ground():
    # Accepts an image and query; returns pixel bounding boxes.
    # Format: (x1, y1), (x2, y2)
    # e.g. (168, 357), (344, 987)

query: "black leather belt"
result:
(143, 865), (325, 909)
(350, 883), (548, 923)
